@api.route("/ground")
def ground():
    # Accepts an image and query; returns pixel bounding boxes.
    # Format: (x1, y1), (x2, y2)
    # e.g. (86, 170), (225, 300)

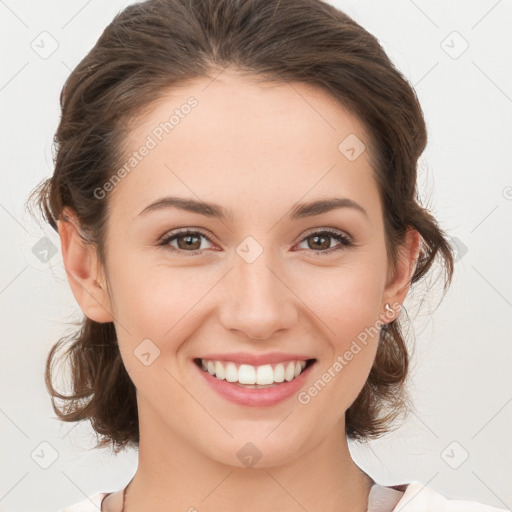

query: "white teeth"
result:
(238, 364), (256, 384)
(274, 363), (285, 382)
(284, 362), (295, 381)
(199, 358), (310, 385)
(225, 362), (238, 383)
(215, 361), (225, 380)
(256, 364), (274, 385)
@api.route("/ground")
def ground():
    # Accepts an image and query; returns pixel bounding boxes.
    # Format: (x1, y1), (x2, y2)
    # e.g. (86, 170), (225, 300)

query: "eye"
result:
(159, 229), (215, 254)
(158, 227), (353, 256)
(295, 228), (353, 256)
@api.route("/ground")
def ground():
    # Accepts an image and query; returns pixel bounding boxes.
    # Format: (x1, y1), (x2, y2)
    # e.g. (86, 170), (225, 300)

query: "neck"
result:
(123, 399), (374, 512)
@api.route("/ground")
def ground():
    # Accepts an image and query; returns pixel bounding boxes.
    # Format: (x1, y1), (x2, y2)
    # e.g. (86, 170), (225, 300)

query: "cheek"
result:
(292, 260), (385, 407)
(106, 247), (167, 321)
(296, 257), (387, 342)
(106, 252), (219, 347)
(108, 241), (387, 357)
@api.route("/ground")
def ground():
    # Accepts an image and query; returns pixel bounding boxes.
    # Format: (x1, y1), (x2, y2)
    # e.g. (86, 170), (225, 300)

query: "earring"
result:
(382, 303), (399, 331)
(384, 302), (396, 322)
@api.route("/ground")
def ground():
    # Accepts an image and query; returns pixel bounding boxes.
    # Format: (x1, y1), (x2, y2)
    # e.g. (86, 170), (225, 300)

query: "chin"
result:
(199, 424), (314, 470)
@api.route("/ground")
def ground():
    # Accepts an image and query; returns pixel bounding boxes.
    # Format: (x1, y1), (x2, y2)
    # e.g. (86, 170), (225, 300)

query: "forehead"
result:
(109, 70), (379, 221)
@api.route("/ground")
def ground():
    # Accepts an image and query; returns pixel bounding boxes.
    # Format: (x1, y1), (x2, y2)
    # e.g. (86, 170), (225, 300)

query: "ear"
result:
(57, 207), (114, 323)
(382, 228), (421, 317)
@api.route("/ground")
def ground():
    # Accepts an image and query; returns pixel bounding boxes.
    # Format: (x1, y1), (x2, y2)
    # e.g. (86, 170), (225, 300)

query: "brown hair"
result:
(28, 0), (454, 452)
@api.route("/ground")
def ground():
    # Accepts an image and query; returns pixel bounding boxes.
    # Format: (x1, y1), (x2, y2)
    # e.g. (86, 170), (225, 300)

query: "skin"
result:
(58, 69), (420, 512)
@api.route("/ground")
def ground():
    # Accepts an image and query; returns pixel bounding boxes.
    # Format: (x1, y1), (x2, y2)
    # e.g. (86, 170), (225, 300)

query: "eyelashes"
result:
(295, 228), (353, 255)
(158, 227), (354, 257)
(159, 229), (217, 255)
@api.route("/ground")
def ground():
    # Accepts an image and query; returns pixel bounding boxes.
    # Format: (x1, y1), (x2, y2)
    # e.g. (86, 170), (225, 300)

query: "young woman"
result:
(29, 0), (507, 511)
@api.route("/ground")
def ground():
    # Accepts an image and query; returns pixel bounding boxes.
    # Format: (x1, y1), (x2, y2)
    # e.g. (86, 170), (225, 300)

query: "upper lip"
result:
(195, 352), (315, 366)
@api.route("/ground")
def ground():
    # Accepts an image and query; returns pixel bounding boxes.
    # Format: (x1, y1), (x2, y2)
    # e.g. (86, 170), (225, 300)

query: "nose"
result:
(218, 248), (298, 341)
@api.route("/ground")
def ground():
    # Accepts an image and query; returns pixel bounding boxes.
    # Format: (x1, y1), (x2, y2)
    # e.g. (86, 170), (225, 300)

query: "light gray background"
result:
(1, 1), (511, 511)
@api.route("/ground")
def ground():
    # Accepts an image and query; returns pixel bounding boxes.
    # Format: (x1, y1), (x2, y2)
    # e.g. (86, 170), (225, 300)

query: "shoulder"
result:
(392, 482), (509, 512)
(59, 491), (112, 512)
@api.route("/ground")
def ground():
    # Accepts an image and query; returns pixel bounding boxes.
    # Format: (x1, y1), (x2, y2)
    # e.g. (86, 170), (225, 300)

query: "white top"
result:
(59, 481), (510, 512)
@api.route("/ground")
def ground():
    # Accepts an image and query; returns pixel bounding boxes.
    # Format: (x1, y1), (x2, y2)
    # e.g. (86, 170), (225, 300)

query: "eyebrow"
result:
(138, 196), (368, 222)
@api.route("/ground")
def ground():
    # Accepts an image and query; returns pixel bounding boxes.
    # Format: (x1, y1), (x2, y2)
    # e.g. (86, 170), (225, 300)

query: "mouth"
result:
(193, 357), (317, 389)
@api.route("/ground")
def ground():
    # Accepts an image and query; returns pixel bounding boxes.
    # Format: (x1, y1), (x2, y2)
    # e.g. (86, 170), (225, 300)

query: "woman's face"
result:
(95, 70), (410, 467)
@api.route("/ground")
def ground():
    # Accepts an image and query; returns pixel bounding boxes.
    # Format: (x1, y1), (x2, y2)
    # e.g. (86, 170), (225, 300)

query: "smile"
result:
(196, 358), (314, 386)
(193, 357), (317, 407)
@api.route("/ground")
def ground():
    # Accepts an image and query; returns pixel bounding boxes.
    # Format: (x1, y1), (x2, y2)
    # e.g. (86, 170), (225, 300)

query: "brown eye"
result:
(297, 229), (352, 255)
(160, 230), (214, 254)
(176, 233), (202, 250)
(307, 233), (331, 251)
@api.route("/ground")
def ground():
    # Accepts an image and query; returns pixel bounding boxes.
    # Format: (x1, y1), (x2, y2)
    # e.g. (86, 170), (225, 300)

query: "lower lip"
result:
(194, 361), (315, 407)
